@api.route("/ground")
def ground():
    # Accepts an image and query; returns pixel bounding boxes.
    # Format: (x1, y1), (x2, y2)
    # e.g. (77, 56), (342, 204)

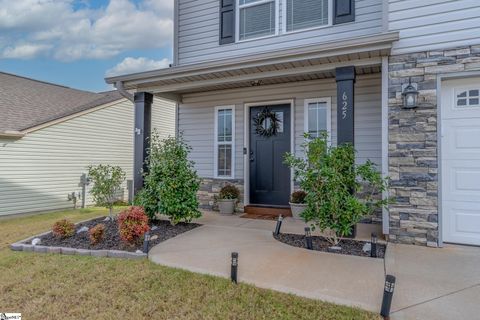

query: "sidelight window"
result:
(214, 106), (235, 178)
(304, 98), (331, 139)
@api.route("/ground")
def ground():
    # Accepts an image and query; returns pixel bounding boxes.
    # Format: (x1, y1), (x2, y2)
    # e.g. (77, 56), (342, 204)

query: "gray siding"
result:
(389, 0), (480, 54)
(0, 98), (176, 216)
(179, 73), (382, 179)
(177, 0), (384, 65)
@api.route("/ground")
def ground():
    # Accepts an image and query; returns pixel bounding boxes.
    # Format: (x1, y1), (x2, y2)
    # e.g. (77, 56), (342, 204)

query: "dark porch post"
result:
(335, 66), (356, 145)
(133, 92), (153, 196)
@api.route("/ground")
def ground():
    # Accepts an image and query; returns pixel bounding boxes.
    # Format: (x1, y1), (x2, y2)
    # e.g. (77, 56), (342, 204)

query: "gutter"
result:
(0, 131), (25, 139)
(115, 81), (134, 102)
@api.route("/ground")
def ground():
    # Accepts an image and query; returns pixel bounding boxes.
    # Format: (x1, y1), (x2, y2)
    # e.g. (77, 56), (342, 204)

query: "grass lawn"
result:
(0, 208), (380, 319)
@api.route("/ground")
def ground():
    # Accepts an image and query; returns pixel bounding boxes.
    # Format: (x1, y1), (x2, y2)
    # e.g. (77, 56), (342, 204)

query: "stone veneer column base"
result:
(388, 45), (480, 246)
(198, 178), (244, 212)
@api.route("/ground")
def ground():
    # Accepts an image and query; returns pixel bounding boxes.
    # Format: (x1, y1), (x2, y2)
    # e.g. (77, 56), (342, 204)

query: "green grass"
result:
(0, 208), (380, 319)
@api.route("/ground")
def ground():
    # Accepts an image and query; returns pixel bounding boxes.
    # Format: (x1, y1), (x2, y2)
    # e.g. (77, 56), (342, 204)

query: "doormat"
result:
(240, 213), (278, 220)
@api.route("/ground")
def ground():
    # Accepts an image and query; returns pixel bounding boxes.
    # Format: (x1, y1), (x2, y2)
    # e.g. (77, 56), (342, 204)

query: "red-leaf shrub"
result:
(118, 206), (150, 244)
(89, 223), (106, 245)
(52, 219), (75, 238)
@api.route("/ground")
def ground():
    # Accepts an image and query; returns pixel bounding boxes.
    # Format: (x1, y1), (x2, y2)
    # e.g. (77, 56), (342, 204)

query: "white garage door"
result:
(441, 78), (480, 246)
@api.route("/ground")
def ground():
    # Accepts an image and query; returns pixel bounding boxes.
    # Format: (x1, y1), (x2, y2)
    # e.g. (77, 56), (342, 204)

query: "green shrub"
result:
(290, 190), (307, 204)
(89, 223), (105, 245)
(87, 164), (126, 219)
(218, 184), (240, 200)
(52, 219), (75, 238)
(135, 131), (201, 224)
(284, 133), (390, 247)
(118, 206), (150, 245)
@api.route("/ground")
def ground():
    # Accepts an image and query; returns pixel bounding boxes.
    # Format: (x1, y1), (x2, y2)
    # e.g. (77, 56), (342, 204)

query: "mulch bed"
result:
(36, 217), (200, 252)
(274, 233), (386, 258)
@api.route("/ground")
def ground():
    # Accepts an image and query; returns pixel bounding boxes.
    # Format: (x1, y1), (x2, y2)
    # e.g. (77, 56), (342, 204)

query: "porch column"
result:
(335, 66), (356, 145)
(133, 92), (153, 195)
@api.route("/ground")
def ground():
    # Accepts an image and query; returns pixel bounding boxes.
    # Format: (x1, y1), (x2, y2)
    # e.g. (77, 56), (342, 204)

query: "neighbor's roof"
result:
(0, 71), (124, 134)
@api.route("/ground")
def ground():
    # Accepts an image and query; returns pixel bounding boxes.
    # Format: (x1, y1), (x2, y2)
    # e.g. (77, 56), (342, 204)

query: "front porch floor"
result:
(149, 211), (480, 319)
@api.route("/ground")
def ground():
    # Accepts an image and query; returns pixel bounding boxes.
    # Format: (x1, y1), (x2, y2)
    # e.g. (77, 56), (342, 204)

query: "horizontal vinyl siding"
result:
(179, 73), (382, 179)
(389, 0), (480, 54)
(0, 98), (176, 216)
(152, 97), (177, 140)
(177, 0), (383, 65)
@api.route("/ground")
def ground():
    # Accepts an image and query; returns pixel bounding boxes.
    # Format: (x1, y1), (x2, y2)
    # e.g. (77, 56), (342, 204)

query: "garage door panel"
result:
(442, 77), (480, 246)
(442, 161), (480, 201)
(443, 201), (480, 246)
(442, 120), (480, 160)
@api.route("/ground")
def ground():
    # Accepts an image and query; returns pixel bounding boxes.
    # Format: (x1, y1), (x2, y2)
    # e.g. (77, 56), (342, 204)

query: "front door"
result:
(249, 104), (291, 206)
(441, 78), (480, 246)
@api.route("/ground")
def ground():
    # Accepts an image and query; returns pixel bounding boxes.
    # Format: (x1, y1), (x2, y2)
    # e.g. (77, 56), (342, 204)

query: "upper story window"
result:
(285, 0), (330, 32)
(220, 0), (354, 45)
(238, 0), (277, 41)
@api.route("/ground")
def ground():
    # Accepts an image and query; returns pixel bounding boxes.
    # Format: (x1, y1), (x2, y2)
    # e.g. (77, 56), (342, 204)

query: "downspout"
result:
(115, 80), (135, 202)
(115, 81), (134, 102)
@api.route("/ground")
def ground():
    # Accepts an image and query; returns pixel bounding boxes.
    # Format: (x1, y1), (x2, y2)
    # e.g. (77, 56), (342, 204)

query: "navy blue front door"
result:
(249, 104), (291, 206)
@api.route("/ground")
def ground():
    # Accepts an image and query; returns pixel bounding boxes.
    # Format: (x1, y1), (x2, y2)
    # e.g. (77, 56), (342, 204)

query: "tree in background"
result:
(87, 164), (126, 220)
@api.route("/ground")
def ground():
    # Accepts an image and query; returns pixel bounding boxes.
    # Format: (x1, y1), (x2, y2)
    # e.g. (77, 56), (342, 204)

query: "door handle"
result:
(249, 151), (254, 162)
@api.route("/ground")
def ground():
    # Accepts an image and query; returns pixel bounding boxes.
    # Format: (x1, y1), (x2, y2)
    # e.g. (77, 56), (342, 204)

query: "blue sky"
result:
(0, 0), (173, 92)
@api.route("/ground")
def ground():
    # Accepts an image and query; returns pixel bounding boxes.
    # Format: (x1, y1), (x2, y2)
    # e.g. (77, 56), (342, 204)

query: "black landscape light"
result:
(371, 233), (378, 258)
(143, 231), (151, 253)
(305, 227), (313, 250)
(274, 215), (283, 236)
(380, 275), (396, 319)
(231, 252), (238, 284)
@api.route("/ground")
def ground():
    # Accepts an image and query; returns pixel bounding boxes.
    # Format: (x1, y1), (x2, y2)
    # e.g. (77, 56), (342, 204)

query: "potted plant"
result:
(217, 184), (240, 215)
(289, 190), (307, 220)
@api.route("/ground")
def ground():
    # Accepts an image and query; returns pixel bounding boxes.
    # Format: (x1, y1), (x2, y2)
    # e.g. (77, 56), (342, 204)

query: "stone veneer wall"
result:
(198, 178), (244, 212)
(388, 45), (480, 246)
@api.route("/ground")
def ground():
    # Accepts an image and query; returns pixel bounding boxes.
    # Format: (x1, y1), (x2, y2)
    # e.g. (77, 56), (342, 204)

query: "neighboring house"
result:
(106, 0), (480, 247)
(0, 72), (176, 216)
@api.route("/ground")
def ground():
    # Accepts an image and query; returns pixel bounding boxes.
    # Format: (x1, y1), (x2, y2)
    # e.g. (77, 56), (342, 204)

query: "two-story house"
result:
(106, 0), (480, 248)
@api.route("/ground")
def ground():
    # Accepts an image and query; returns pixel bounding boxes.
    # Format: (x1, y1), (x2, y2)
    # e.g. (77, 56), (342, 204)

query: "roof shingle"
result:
(0, 72), (124, 132)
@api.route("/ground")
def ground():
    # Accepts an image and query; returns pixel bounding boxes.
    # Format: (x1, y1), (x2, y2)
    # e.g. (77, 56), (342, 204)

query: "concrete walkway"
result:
(386, 243), (480, 320)
(149, 212), (480, 318)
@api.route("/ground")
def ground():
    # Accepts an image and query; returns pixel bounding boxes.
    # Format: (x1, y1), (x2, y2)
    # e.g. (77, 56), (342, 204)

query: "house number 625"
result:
(342, 92), (348, 120)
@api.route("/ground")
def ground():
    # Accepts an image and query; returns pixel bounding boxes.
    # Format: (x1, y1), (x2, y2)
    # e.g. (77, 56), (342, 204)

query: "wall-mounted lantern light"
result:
(402, 82), (419, 109)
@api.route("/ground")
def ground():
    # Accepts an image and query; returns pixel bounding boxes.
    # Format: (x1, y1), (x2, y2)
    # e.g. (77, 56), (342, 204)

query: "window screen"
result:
(286, 0), (328, 32)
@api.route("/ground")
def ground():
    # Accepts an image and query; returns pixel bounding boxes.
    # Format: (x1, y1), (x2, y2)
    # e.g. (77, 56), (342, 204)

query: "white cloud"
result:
(0, 0), (173, 61)
(106, 57), (171, 77)
(2, 43), (51, 59)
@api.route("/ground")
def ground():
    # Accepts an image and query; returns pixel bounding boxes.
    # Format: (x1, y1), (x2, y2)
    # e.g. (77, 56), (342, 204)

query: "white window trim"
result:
(236, 0), (280, 43)
(214, 105), (236, 179)
(303, 97), (332, 143)
(454, 87), (480, 108)
(282, 0), (333, 34)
